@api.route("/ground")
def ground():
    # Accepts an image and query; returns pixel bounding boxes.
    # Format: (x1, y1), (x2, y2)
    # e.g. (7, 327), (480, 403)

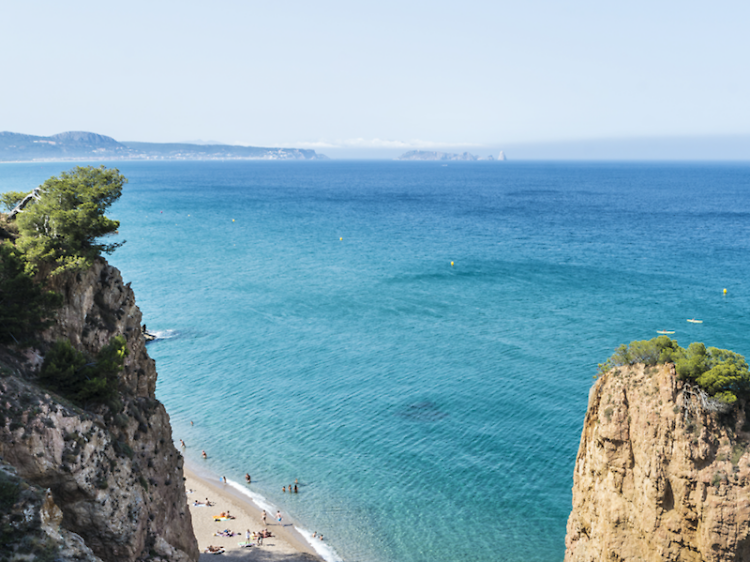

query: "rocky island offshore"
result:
(0, 167), (198, 561)
(566, 337), (750, 562)
(397, 149), (505, 161)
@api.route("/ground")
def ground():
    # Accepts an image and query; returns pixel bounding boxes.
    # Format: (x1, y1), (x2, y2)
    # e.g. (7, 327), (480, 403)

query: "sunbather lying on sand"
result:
(205, 545), (225, 554)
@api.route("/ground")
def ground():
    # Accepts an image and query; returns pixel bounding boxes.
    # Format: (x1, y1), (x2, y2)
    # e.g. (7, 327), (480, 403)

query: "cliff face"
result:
(565, 363), (750, 562)
(0, 258), (198, 562)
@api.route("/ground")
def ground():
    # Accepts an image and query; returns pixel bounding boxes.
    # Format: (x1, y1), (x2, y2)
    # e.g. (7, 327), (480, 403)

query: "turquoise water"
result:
(3, 160), (750, 561)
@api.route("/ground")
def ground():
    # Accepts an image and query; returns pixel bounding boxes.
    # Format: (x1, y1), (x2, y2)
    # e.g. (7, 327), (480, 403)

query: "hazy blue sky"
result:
(1, 0), (748, 157)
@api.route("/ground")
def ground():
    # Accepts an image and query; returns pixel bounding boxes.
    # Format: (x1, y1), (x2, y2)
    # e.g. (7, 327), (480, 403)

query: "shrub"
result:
(0, 243), (62, 345)
(601, 337), (750, 405)
(38, 336), (128, 408)
(0, 472), (20, 510)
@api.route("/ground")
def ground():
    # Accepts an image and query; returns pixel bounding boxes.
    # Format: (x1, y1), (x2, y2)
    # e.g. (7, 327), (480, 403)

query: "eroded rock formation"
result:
(0, 257), (198, 561)
(565, 363), (750, 562)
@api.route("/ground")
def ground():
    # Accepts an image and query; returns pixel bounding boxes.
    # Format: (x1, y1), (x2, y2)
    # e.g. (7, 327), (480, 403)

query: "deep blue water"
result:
(2, 160), (749, 562)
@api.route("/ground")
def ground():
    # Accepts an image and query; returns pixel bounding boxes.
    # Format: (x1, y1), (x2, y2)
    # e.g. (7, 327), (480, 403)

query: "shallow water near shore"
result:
(3, 160), (750, 562)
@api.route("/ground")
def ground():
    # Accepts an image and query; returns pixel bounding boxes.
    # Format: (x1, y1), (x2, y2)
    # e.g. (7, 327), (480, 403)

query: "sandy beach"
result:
(185, 466), (324, 562)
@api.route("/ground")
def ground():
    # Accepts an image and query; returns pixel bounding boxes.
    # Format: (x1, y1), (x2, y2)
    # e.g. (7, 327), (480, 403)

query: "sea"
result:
(2, 160), (750, 562)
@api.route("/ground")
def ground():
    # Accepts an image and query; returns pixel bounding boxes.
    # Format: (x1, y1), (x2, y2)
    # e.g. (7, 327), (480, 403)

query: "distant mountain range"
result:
(397, 150), (505, 161)
(0, 131), (328, 161)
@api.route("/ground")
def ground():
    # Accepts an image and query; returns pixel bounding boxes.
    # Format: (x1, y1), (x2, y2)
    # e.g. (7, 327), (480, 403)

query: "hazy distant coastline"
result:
(397, 150), (505, 161)
(0, 131), (328, 162)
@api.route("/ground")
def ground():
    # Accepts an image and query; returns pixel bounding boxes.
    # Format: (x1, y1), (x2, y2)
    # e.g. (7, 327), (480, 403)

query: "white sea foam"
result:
(151, 329), (178, 339)
(225, 479), (344, 562)
(295, 524), (344, 562)
(225, 479), (276, 515)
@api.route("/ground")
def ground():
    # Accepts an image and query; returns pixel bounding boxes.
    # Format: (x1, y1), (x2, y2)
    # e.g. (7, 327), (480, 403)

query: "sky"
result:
(1, 0), (749, 158)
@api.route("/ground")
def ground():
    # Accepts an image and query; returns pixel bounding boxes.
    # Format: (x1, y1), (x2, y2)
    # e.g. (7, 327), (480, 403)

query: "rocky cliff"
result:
(0, 257), (198, 561)
(565, 363), (750, 562)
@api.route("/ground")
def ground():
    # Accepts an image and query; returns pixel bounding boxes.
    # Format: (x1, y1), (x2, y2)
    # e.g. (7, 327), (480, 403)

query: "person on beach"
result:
(276, 510), (282, 523)
(222, 476), (227, 484)
(201, 450), (207, 459)
(245, 529), (251, 541)
(179, 439), (186, 448)
(245, 473), (251, 483)
(262, 510), (267, 525)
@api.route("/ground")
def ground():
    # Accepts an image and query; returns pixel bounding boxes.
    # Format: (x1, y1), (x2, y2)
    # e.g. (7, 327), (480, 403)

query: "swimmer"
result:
(282, 486), (286, 493)
(179, 439), (186, 448)
(319, 535), (324, 541)
(312, 532), (317, 538)
(201, 450), (207, 459)
(245, 473), (251, 483)
(294, 485), (298, 493)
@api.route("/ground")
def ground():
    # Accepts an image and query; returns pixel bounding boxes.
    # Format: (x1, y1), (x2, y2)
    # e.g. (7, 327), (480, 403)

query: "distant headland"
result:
(0, 131), (328, 162)
(397, 150), (506, 161)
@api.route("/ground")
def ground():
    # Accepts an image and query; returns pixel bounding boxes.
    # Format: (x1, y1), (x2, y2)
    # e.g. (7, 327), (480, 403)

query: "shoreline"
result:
(184, 460), (337, 562)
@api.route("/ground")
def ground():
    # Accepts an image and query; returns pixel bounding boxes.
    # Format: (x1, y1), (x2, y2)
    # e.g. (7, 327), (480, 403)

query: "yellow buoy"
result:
(724, 288), (727, 294)
(232, 219), (235, 222)
(340, 237), (342, 241)
(451, 261), (454, 266)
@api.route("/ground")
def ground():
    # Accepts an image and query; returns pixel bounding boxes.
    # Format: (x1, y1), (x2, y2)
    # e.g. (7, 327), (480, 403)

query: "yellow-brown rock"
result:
(565, 363), (750, 562)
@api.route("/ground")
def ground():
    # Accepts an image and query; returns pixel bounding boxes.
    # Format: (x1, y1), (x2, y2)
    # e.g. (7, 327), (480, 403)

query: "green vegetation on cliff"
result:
(0, 244), (62, 345)
(38, 336), (128, 409)
(1, 166), (129, 409)
(600, 336), (750, 404)
(0, 190), (27, 212)
(15, 165), (126, 275)
(0, 166), (125, 346)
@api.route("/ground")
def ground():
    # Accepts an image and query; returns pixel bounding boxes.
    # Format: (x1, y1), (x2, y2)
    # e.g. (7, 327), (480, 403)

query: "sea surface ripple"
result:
(2, 160), (749, 562)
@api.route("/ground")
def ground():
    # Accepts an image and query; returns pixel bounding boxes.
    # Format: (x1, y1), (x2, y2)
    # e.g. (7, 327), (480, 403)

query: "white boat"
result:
(687, 318), (703, 324)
